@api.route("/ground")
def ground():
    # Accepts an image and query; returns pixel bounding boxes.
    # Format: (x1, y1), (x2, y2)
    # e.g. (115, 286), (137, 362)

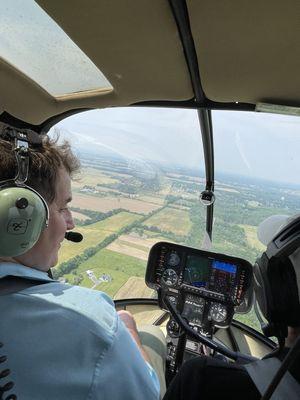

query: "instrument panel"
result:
(146, 242), (253, 330)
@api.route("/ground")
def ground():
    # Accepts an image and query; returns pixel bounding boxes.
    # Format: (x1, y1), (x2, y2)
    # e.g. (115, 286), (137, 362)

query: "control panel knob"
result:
(167, 319), (182, 338)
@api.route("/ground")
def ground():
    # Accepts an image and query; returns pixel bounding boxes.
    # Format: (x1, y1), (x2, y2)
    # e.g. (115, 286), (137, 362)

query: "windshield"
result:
(50, 108), (299, 330)
(212, 111), (300, 262)
(51, 108), (205, 300)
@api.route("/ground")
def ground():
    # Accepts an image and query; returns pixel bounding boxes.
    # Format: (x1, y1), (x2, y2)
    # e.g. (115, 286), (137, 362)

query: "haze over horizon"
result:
(52, 107), (300, 186)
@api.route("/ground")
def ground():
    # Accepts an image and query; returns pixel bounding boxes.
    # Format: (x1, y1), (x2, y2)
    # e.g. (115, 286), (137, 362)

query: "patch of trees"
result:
(144, 225), (186, 244)
(53, 233), (119, 279)
(53, 216), (152, 279)
(71, 207), (124, 226)
(186, 202), (260, 262)
(164, 194), (182, 203)
(55, 201), (182, 280)
(170, 179), (201, 193)
(99, 172), (162, 194)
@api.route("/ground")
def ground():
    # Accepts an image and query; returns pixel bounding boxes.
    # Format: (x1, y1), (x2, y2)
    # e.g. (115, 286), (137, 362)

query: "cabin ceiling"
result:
(0, 0), (299, 126)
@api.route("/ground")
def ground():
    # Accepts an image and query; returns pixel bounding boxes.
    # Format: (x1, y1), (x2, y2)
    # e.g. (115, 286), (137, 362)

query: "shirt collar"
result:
(0, 262), (55, 283)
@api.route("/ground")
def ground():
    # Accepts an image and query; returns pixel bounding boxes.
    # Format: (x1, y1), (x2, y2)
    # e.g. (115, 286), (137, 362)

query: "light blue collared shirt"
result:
(0, 263), (160, 400)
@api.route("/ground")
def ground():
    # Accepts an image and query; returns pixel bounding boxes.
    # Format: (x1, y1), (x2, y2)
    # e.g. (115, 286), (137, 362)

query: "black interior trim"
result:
(114, 298), (159, 307)
(0, 111), (42, 132)
(40, 108), (91, 133)
(168, 0), (205, 103)
(227, 325), (242, 353)
(0, 99), (255, 135)
(198, 108), (214, 238)
(168, 0), (217, 239)
(134, 98), (255, 110)
(232, 319), (277, 350)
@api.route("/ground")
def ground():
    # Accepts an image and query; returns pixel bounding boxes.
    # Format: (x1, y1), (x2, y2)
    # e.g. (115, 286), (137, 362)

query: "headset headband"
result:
(0, 122), (44, 147)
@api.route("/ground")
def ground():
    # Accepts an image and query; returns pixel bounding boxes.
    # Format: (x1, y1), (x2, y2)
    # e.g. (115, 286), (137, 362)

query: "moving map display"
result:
(184, 255), (237, 295)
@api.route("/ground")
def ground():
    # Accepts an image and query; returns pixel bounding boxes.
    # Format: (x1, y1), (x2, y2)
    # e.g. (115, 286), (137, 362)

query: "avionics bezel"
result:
(146, 241), (253, 311)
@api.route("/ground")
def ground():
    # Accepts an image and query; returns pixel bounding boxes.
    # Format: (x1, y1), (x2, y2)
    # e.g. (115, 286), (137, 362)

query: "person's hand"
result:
(117, 310), (150, 363)
(117, 310), (138, 333)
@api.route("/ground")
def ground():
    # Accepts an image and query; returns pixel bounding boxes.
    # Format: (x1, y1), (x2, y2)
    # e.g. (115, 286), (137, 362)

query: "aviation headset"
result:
(254, 216), (300, 339)
(0, 123), (49, 257)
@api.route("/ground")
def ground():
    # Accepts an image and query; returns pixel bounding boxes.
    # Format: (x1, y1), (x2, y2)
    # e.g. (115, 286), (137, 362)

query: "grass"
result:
(57, 211), (142, 264)
(143, 207), (192, 236)
(239, 224), (266, 252)
(71, 211), (91, 221)
(117, 239), (149, 252)
(72, 167), (119, 188)
(66, 248), (147, 297)
(71, 193), (160, 214)
(234, 308), (261, 333)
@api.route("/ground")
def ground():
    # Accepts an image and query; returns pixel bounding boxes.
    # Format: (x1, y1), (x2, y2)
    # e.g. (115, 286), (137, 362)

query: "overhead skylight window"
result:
(0, 0), (113, 97)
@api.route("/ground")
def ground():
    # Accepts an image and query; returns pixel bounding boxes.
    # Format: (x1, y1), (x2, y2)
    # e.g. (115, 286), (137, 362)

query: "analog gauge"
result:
(209, 302), (227, 323)
(167, 252), (180, 267)
(166, 319), (181, 338)
(161, 269), (178, 286)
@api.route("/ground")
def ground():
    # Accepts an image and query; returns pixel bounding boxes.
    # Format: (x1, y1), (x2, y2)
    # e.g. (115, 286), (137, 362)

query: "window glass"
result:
(212, 111), (300, 262)
(50, 108), (300, 334)
(50, 107), (205, 299)
(0, 0), (112, 96)
(212, 110), (300, 331)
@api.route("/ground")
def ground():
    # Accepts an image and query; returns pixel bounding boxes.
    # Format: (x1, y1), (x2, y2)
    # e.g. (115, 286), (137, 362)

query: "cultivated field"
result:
(64, 249), (147, 297)
(71, 193), (160, 214)
(143, 207), (192, 236)
(57, 211), (142, 264)
(137, 195), (166, 206)
(239, 224), (266, 252)
(114, 276), (154, 299)
(72, 167), (119, 188)
(107, 233), (167, 260)
(71, 211), (90, 221)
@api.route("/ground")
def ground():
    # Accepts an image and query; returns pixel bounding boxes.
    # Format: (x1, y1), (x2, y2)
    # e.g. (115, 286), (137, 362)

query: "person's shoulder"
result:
(23, 281), (117, 338)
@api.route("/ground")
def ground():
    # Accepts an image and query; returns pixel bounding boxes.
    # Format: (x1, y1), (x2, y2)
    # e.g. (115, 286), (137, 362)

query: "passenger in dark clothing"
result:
(163, 356), (260, 400)
(163, 343), (300, 400)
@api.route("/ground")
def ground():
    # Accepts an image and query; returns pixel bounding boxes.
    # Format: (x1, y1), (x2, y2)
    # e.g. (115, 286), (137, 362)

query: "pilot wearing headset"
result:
(0, 124), (164, 400)
(163, 214), (300, 400)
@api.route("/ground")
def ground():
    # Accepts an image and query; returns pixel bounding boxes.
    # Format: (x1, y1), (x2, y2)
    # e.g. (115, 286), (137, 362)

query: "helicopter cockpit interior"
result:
(0, 1), (300, 399)
(146, 243), (254, 372)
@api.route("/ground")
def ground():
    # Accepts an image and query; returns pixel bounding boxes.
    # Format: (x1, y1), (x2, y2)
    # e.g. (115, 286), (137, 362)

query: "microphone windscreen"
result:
(65, 231), (83, 243)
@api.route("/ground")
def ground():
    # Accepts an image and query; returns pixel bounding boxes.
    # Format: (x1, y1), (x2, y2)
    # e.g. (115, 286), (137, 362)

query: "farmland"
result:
(58, 211), (142, 263)
(53, 154), (300, 330)
(63, 248), (147, 298)
(143, 207), (192, 236)
(71, 193), (160, 214)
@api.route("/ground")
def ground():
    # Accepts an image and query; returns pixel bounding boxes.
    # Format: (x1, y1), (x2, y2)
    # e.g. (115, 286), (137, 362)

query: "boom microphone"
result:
(64, 231), (83, 243)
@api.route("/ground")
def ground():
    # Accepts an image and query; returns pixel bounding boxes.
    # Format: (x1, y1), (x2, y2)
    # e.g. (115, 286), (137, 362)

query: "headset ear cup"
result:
(255, 253), (300, 329)
(253, 255), (271, 321)
(0, 185), (48, 257)
(269, 257), (300, 326)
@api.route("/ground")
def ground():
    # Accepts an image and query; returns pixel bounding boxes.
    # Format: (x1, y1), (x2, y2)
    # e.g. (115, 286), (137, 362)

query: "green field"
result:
(64, 248), (146, 297)
(239, 224), (266, 253)
(234, 308), (261, 333)
(57, 159), (300, 333)
(57, 211), (142, 264)
(143, 207), (192, 236)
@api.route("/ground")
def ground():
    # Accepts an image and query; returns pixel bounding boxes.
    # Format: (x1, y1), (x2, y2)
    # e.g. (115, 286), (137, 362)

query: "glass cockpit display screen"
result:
(184, 255), (237, 295)
(184, 255), (210, 288)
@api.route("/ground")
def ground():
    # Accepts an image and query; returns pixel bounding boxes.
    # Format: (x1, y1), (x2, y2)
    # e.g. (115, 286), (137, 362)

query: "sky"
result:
(53, 107), (300, 186)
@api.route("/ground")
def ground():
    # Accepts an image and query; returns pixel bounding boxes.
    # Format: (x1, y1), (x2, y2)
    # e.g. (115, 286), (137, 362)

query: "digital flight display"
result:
(184, 255), (210, 288)
(184, 255), (237, 295)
